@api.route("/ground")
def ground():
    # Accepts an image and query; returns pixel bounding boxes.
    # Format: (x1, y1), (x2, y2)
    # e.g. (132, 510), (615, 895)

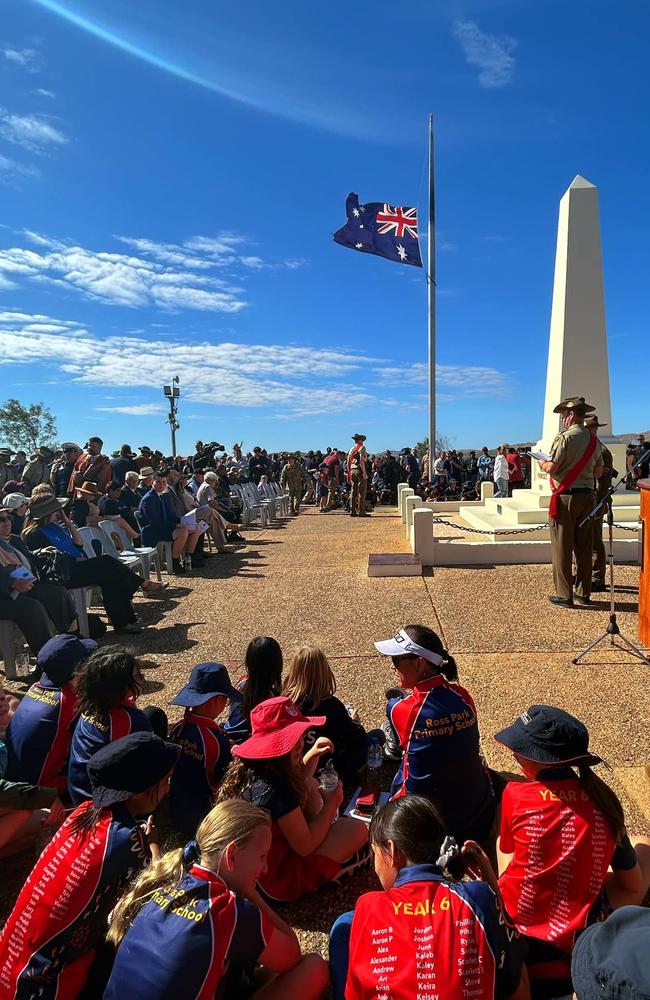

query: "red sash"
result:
(548, 435), (597, 521)
(347, 443), (363, 483)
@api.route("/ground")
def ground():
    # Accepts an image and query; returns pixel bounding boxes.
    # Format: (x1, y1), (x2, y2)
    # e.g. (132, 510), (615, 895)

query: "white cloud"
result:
(374, 362), (510, 397)
(117, 235), (306, 272)
(0, 153), (40, 184)
(35, 89), (55, 99)
(452, 20), (517, 89)
(0, 109), (68, 152)
(2, 48), (41, 72)
(96, 404), (166, 416)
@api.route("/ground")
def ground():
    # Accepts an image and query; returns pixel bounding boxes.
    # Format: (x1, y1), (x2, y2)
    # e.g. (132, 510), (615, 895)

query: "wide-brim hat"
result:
(495, 704), (602, 766)
(61, 442), (80, 452)
(585, 415), (607, 428)
(35, 446), (54, 459)
(1, 492), (29, 510)
(29, 495), (64, 519)
(0, 448), (15, 459)
(89, 732), (181, 808)
(138, 466), (155, 479)
(171, 662), (242, 708)
(571, 906), (650, 1000)
(77, 481), (102, 498)
(233, 696), (325, 760)
(352, 433), (367, 441)
(552, 396), (596, 415)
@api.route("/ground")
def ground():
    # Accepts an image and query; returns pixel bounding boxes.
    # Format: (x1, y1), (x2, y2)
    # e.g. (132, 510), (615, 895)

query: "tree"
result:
(414, 434), (451, 458)
(0, 398), (58, 453)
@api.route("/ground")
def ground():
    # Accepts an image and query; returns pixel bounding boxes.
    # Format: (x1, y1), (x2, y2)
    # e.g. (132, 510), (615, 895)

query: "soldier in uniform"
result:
(280, 453), (307, 515)
(585, 415), (614, 592)
(348, 433), (370, 517)
(537, 397), (603, 608)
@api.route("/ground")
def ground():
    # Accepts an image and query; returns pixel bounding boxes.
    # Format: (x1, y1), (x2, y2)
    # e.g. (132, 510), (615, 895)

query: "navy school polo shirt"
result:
(169, 712), (232, 834)
(345, 863), (524, 1000)
(104, 865), (273, 1000)
(388, 674), (495, 843)
(68, 703), (152, 806)
(4, 676), (79, 793)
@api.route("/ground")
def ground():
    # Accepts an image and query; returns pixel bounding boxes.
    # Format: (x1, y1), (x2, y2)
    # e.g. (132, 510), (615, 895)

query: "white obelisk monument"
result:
(533, 175), (622, 493)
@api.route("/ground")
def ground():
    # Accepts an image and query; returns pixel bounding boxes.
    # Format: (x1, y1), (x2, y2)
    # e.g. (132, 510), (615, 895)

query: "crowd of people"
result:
(0, 623), (648, 999)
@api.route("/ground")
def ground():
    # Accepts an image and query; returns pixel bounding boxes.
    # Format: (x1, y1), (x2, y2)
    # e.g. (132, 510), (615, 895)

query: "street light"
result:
(163, 376), (180, 456)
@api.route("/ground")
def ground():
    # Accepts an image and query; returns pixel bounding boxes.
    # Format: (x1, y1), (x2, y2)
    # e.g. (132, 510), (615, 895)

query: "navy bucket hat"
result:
(89, 732), (181, 808)
(171, 662), (242, 708)
(495, 705), (602, 766)
(571, 905), (650, 1000)
(37, 634), (97, 687)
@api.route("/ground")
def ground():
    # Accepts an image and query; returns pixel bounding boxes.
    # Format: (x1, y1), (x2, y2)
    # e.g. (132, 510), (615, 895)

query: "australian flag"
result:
(333, 192), (423, 268)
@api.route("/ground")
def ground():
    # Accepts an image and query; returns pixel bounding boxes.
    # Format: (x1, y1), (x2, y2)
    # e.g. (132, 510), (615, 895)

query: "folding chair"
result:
(78, 525), (142, 575)
(98, 520), (161, 581)
(134, 512), (174, 574)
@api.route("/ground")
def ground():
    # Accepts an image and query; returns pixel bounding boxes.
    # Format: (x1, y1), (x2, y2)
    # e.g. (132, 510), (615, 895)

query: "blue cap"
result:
(571, 906), (650, 1000)
(89, 731), (181, 808)
(36, 634), (97, 686)
(171, 662), (242, 708)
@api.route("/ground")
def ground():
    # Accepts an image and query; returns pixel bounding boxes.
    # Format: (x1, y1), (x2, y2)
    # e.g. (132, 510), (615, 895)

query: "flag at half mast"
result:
(333, 192), (423, 268)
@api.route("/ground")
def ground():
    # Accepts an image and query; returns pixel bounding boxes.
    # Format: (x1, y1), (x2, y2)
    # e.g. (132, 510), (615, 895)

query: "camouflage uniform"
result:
(281, 459), (307, 515)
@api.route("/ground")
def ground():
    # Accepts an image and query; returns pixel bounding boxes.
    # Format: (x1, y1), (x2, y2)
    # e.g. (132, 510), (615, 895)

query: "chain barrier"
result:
(429, 516), (639, 537)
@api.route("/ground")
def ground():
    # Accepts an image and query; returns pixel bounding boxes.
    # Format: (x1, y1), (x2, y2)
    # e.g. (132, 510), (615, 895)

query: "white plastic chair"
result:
(134, 512), (174, 574)
(242, 483), (272, 526)
(269, 481), (290, 516)
(98, 520), (161, 581)
(78, 525), (142, 575)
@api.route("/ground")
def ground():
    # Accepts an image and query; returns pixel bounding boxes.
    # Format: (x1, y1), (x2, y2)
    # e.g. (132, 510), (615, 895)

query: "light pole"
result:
(163, 376), (180, 456)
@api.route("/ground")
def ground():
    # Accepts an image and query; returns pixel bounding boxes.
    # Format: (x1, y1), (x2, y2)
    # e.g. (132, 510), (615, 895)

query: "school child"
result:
(169, 661), (241, 837)
(4, 634), (96, 795)
(318, 463), (330, 511)
(104, 800), (329, 1000)
(223, 636), (283, 744)
(374, 624), (496, 847)
(329, 795), (528, 1000)
(283, 645), (384, 779)
(68, 647), (168, 805)
(0, 732), (180, 1000)
(217, 696), (369, 902)
(495, 705), (650, 997)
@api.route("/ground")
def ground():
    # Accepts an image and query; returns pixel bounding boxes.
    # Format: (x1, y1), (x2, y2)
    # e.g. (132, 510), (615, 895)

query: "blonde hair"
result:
(30, 483), (54, 498)
(283, 644), (336, 710)
(107, 800), (269, 946)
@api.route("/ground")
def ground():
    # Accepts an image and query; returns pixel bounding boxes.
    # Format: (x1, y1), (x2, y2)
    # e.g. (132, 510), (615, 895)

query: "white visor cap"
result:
(374, 629), (445, 666)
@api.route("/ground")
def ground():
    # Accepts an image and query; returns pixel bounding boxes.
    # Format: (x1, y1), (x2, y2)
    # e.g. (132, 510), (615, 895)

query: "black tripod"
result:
(573, 469), (649, 665)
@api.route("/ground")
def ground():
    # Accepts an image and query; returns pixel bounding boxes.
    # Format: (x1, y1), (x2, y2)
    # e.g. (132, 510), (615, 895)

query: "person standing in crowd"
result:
(139, 470), (196, 574)
(0, 732), (179, 1000)
(477, 445), (492, 482)
(537, 397), (603, 608)
(507, 445), (526, 491)
(0, 447), (15, 492)
(23, 446), (55, 494)
(281, 454), (308, 516)
(466, 449), (479, 484)
(495, 705), (650, 998)
(401, 447), (421, 490)
(348, 434), (370, 518)
(68, 647), (168, 805)
(330, 796), (527, 1000)
(323, 447), (342, 510)
(224, 636), (284, 744)
(585, 415), (613, 593)
(3, 634), (95, 796)
(635, 432), (650, 480)
(493, 445), (510, 498)
(69, 436), (112, 495)
(110, 444), (138, 486)
(217, 696), (369, 902)
(168, 662), (241, 837)
(374, 625), (496, 849)
(105, 801), (329, 1000)
(249, 446), (270, 484)
(380, 451), (401, 504)
(49, 442), (80, 498)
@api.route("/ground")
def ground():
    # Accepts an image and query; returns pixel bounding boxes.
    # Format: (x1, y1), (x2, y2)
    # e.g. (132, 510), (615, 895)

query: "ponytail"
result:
(577, 763), (626, 842)
(108, 847), (185, 946)
(403, 624), (459, 681)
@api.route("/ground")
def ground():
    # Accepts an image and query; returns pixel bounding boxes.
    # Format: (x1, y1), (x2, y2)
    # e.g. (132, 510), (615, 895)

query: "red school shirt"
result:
(498, 770), (616, 953)
(345, 863), (523, 1000)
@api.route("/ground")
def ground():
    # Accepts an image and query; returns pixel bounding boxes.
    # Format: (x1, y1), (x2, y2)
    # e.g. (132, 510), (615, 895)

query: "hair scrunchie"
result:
(182, 839), (200, 866)
(436, 835), (460, 869)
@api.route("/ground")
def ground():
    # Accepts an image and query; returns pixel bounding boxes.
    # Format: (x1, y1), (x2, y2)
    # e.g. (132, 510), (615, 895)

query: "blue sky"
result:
(0, 0), (648, 455)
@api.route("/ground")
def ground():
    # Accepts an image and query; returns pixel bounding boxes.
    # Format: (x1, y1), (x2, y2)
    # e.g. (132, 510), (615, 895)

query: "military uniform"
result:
(587, 418), (613, 588)
(348, 434), (369, 516)
(280, 459), (307, 515)
(547, 398), (602, 603)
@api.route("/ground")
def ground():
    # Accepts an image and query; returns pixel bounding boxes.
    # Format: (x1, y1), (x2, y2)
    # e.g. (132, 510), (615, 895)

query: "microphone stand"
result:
(573, 454), (649, 665)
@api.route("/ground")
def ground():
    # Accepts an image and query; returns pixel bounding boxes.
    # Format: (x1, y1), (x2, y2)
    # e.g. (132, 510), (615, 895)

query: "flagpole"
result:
(427, 114), (436, 467)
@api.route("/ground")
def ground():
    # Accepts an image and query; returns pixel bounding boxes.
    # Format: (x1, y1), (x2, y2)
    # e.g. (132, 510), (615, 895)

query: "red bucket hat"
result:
(233, 696), (325, 760)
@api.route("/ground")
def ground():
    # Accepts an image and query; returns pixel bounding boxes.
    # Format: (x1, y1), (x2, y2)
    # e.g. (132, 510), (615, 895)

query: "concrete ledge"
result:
(428, 537), (638, 567)
(399, 487), (414, 524)
(368, 553), (422, 577)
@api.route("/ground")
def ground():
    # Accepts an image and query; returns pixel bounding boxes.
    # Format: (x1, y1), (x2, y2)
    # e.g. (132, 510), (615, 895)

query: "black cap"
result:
(571, 906), (650, 1000)
(88, 732), (181, 808)
(36, 634), (97, 686)
(494, 705), (602, 766)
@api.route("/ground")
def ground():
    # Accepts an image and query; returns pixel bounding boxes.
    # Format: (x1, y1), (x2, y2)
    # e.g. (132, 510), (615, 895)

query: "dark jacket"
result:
(138, 488), (179, 546)
(0, 534), (41, 599)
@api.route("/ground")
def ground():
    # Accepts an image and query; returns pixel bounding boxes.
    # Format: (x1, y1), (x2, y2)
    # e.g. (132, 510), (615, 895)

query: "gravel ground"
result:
(2, 503), (648, 956)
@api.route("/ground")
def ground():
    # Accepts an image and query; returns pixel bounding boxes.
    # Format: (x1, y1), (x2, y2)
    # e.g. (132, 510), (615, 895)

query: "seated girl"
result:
(283, 645), (384, 780)
(217, 696), (369, 902)
(330, 795), (528, 1000)
(374, 625), (496, 849)
(0, 731), (179, 1000)
(68, 647), (168, 806)
(495, 705), (650, 998)
(105, 800), (329, 1000)
(224, 636), (284, 744)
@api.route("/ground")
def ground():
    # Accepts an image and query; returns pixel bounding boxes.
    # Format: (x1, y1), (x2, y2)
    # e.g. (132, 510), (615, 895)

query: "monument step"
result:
(459, 506), (639, 541)
(478, 496), (639, 526)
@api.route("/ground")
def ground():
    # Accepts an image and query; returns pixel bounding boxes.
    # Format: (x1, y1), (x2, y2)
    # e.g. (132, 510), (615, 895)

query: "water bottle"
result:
(367, 739), (383, 773)
(319, 759), (339, 822)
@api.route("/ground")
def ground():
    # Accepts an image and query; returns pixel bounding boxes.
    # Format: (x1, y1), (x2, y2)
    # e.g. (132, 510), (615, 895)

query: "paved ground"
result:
(2, 503), (649, 953)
